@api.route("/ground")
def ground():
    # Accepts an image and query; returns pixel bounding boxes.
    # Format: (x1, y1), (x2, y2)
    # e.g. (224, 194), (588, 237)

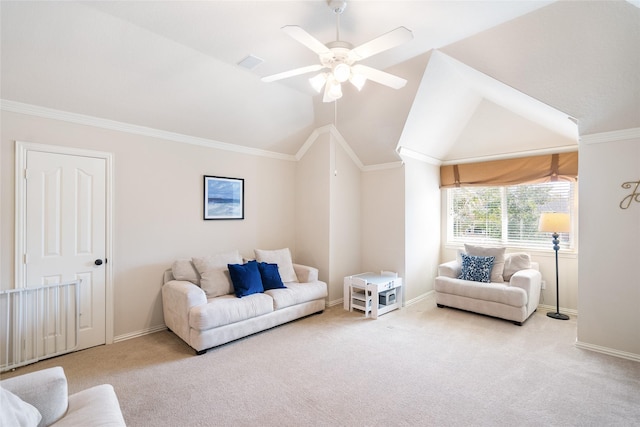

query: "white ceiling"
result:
(2, 1), (638, 166)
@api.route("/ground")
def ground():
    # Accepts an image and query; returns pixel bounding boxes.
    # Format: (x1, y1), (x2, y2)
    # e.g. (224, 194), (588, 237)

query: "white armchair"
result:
(435, 252), (542, 325)
(1, 366), (125, 426)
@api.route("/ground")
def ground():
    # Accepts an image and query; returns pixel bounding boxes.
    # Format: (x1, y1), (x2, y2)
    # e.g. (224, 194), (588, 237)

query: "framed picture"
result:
(203, 175), (244, 220)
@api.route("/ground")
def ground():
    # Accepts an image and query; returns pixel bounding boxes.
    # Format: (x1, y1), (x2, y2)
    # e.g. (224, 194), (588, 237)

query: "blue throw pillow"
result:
(458, 253), (495, 283)
(258, 262), (287, 290)
(228, 260), (264, 297)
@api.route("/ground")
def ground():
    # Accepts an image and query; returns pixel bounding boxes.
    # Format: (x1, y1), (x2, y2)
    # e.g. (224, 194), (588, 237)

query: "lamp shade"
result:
(538, 212), (570, 233)
(309, 73), (327, 93)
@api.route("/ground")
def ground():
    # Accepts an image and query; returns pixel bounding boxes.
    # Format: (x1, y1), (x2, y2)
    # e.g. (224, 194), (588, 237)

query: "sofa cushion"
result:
(464, 244), (506, 282)
(228, 260), (264, 297)
(459, 253), (495, 283)
(189, 293), (274, 330)
(254, 248), (298, 283)
(172, 259), (200, 285)
(258, 262), (286, 290)
(264, 282), (328, 310)
(0, 386), (42, 427)
(435, 277), (528, 307)
(192, 250), (243, 298)
(504, 253), (532, 281)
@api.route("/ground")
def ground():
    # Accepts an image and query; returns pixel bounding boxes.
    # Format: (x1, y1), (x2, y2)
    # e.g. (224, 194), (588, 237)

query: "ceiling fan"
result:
(261, 0), (413, 102)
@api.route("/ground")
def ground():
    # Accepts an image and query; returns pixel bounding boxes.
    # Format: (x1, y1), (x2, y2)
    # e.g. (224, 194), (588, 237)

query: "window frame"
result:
(445, 181), (578, 252)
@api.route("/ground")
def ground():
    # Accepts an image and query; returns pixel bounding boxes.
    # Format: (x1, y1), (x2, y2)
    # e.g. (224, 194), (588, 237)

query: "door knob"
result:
(94, 259), (103, 266)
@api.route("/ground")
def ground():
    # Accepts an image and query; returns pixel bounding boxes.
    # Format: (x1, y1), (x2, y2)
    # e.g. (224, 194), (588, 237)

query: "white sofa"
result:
(435, 247), (542, 325)
(0, 366), (125, 426)
(162, 249), (327, 354)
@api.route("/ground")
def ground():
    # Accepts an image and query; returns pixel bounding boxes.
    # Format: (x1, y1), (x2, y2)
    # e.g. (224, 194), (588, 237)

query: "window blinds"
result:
(440, 151), (578, 188)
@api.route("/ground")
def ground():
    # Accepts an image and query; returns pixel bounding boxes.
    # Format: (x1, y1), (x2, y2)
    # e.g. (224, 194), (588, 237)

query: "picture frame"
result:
(203, 175), (244, 220)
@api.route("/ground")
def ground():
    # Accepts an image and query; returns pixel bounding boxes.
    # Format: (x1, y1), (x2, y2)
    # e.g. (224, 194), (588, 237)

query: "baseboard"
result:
(113, 324), (168, 343)
(575, 340), (640, 362)
(537, 304), (578, 317)
(329, 291), (434, 309)
(327, 298), (343, 308)
(405, 290), (434, 307)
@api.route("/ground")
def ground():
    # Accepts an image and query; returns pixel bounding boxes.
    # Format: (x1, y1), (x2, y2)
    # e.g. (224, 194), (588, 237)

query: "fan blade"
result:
(349, 26), (413, 61)
(282, 25), (332, 55)
(351, 64), (407, 89)
(261, 64), (324, 82)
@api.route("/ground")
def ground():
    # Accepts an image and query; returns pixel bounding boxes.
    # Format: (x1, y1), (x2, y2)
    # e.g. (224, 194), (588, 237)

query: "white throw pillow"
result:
(0, 386), (42, 427)
(192, 250), (243, 298)
(503, 253), (532, 282)
(464, 244), (506, 283)
(171, 259), (200, 284)
(254, 248), (298, 283)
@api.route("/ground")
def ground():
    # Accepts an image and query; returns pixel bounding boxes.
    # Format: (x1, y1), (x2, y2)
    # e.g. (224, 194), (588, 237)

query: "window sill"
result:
(444, 243), (578, 259)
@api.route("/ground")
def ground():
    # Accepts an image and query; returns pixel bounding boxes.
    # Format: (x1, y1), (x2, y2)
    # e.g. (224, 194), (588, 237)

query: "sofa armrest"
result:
(437, 260), (461, 279)
(510, 268), (542, 314)
(54, 385), (126, 427)
(509, 269), (541, 293)
(293, 263), (318, 283)
(162, 280), (207, 344)
(1, 366), (68, 426)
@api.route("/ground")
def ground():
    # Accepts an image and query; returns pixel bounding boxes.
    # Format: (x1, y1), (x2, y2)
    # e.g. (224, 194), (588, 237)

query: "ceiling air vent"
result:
(237, 54), (264, 70)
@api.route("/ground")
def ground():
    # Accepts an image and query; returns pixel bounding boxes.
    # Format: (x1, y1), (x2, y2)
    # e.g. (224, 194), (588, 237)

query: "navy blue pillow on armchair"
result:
(458, 253), (495, 283)
(258, 262), (287, 290)
(228, 260), (264, 297)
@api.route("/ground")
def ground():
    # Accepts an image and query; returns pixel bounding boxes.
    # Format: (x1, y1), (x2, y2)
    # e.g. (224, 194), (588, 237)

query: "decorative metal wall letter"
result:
(620, 180), (640, 209)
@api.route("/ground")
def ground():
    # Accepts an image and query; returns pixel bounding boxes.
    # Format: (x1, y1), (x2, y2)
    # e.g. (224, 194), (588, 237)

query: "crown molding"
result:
(579, 127), (640, 145)
(396, 146), (442, 165)
(296, 124), (366, 170)
(362, 161), (404, 172)
(1, 99), (295, 161)
(440, 144), (578, 166)
(1, 99), (405, 170)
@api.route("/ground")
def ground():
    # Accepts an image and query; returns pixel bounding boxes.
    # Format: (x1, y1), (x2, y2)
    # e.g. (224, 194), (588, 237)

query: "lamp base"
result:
(547, 311), (570, 320)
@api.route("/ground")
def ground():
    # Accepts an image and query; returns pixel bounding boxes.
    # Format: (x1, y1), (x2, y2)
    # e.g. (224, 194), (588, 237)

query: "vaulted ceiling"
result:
(2, 1), (638, 166)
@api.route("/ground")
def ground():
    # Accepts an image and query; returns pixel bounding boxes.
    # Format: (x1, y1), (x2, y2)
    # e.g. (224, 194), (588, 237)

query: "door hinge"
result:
(23, 253), (29, 264)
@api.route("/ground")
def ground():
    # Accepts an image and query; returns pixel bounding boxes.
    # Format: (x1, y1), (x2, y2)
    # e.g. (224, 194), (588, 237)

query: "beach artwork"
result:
(204, 176), (244, 220)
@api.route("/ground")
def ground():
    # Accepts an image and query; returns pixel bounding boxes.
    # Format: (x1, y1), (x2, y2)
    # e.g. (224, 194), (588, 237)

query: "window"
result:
(447, 181), (576, 250)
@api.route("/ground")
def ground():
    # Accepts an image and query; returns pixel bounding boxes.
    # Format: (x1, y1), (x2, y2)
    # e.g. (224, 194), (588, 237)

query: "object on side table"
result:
(538, 212), (571, 320)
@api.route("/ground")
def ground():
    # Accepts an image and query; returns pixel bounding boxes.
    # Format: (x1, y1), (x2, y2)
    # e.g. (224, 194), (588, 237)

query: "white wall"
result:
(329, 135), (361, 303)
(1, 111), (298, 339)
(403, 157), (441, 302)
(295, 128), (363, 305)
(295, 131), (330, 287)
(577, 131), (640, 359)
(360, 166), (405, 285)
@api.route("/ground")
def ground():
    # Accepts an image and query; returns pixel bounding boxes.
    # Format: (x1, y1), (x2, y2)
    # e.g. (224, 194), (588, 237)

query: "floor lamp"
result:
(539, 212), (571, 320)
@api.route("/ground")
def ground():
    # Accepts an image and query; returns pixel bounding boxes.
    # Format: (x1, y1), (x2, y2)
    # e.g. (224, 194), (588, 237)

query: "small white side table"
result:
(343, 272), (403, 319)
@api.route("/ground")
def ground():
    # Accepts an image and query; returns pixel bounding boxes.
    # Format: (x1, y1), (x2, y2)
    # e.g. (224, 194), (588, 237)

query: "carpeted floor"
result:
(3, 294), (639, 426)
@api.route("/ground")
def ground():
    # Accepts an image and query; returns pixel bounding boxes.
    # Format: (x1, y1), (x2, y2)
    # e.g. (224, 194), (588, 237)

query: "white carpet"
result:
(3, 295), (639, 426)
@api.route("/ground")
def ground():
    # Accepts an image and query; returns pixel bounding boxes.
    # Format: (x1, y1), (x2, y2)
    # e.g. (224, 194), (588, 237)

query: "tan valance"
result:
(440, 151), (578, 188)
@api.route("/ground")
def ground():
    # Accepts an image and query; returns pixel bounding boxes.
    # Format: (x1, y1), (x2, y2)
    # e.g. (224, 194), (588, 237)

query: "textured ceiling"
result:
(1, 1), (638, 166)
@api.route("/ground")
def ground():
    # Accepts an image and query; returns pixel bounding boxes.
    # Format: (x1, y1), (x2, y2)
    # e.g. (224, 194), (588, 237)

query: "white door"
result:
(24, 150), (107, 350)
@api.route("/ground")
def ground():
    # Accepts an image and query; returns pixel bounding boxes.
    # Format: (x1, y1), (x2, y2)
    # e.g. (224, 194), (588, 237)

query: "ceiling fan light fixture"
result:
(309, 73), (328, 93)
(328, 81), (342, 99)
(333, 63), (351, 83)
(349, 73), (367, 91)
(323, 78), (342, 102)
